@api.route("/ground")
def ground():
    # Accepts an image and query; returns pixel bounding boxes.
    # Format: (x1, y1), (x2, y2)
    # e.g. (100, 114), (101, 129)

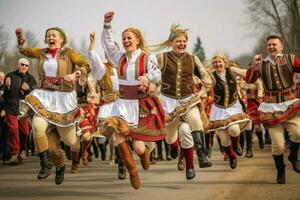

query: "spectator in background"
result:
(0, 71), (9, 164)
(3, 58), (37, 165)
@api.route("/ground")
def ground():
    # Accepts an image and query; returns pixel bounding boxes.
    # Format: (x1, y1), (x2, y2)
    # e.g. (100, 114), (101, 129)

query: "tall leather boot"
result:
(138, 146), (150, 170)
(273, 154), (286, 184)
(177, 147), (185, 171)
(71, 151), (80, 173)
(183, 147), (195, 180)
(223, 145), (237, 169)
(239, 131), (245, 150)
(256, 131), (264, 149)
(230, 135), (243, 156)
(170, 139), (179, 159)
(37, 150), (52, 179)
(50, 149), (65, 185)
(192, 131), (212, 168)
(288, 142), (300, 173)
(156, 140), (164, 160)
(245, 130), (253, 158)
(118, 141), (140, 189)
(115, 147), (126, 180)
(81, 139), (92, 166)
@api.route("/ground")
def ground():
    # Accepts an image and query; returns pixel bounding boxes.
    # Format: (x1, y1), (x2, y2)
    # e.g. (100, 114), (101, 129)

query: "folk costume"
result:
(99, 23), (166, 189)
(16, 28), (90, 185)
(208, 65), (250, 169)
(157, 50), (212, 179)
(246, 53), (300, 183)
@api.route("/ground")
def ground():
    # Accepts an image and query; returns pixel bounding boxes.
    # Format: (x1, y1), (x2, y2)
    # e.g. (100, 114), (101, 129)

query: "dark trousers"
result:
(0, 116), (9, 160)
(6, 114), (29, 155)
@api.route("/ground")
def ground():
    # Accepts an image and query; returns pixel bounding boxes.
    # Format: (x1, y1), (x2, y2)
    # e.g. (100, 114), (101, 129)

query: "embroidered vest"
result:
(213, 68), (238, 108)
(260, 54), (294, 91)
(161, 51), (195, 99)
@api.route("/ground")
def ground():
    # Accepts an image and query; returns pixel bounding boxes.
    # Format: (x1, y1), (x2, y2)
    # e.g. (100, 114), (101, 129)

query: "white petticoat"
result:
(97, 99), (139, 127)
(258, 99), (299, 112)
(159, 94), (194, 114)
(30, 89), (77, 113)
(210, 101), (244, 121)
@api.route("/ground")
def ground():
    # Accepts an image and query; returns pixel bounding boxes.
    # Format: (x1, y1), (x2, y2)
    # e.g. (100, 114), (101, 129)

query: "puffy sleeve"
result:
(101, 23), (123, 67)
(19, 43), (41, 59)
(87, 50), (106, 81)
(194, 55), (212, 89)
(146, 54), (161, 84)
(68, 48), (90, 75)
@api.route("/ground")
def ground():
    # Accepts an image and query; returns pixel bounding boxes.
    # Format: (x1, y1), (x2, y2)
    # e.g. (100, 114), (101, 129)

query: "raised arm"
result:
(87, 32), (105, 81)
(101, 11), (123, 67)
(15, 28), (41, 59)
(245, 54), (262, 83)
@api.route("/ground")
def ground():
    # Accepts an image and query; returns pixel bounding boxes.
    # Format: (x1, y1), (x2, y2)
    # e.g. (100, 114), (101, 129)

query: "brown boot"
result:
(118, 141), (140, 189)
(81, 139), (92, 166)
(71, 151), (80, 173)
(138, 146), (150, 170)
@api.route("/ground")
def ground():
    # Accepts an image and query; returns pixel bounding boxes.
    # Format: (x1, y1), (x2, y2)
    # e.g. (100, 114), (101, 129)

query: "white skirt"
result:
(210, 101), (244, 121)
(31, 89), (77, 113)
(259, 99), (299, 113)
(97, 99), (139, 127)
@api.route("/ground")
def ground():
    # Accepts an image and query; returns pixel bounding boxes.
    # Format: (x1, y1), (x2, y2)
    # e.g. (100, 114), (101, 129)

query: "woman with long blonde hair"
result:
(98, 11), (166, 189)
(155, 24), (212, 180)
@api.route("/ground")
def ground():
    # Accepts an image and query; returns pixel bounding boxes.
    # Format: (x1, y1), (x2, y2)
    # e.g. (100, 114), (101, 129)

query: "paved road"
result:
(0, 144), (299, 200)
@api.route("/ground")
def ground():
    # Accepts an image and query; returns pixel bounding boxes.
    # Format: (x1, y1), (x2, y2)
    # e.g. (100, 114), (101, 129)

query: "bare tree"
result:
(245, 0), (300, 56)
(0, 25), (10, 72)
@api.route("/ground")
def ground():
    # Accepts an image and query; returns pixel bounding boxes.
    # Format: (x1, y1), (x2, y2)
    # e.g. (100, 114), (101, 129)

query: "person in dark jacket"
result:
(0, 71), (9, 164)
(3, 58), (37, 165)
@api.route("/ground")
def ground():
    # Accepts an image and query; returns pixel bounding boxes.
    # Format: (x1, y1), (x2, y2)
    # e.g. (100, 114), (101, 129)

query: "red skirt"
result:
(246, 99), (261, 125)
(129, 96), (166, 141)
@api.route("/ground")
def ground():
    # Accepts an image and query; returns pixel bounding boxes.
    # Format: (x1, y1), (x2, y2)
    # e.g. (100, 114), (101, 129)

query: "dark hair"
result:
(266, 35), (283, 43)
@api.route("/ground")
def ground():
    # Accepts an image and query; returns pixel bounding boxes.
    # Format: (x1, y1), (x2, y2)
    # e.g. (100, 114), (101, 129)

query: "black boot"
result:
(192, 131), (212, 168)
(273, 154), (286, 184)
(223, 146), (237, 169)
(288, 142), (300, 173)
(245, 130), (253, 158)
(37, 150), (52, 179)
(256, 131), (264, 149)
(239, 131), (245, 150)
(55, 165), (65, 185)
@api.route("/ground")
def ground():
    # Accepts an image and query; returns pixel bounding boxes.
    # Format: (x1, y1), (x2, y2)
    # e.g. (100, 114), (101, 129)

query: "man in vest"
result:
(245, 35), (300, 184)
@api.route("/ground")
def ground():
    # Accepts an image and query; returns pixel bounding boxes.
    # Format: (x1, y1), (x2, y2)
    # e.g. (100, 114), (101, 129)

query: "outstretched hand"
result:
(15, 27), (25, 45)
(251, 54), (263, 68)
(89, 32), (96, 51)
(104, 11), (114, 23)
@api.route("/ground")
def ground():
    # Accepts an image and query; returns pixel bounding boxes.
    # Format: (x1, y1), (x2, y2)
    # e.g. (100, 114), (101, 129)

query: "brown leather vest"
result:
(260, 54), (294, 91)
(161, 51), (195, 99)
(213, 68), (238, 108)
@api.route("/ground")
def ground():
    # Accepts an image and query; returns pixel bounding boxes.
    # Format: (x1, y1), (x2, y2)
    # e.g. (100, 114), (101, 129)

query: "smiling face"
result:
(122, 31), (140, 54)
(267, 38), (283, 58)
(45, 29), (64, 50)
(171, 35), (187, 54)
(212, 58), (225, 73)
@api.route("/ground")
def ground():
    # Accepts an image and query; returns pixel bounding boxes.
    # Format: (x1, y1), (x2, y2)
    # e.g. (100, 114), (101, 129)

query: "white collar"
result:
(125, 48), (142, 61)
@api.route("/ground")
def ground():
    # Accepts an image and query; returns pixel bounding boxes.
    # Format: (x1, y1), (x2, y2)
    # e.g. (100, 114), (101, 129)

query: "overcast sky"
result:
(0, 0), (257, 60)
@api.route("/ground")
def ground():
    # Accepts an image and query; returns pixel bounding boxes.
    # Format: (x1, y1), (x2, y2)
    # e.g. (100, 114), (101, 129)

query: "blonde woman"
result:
(98, 11), (166, 189)
(155, 25), (212, 180)
(208, 54), (250, 169)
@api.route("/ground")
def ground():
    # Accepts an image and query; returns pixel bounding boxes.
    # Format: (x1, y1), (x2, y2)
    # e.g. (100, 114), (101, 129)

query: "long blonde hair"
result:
(211, 53), (229, 68)
(151, 24), (188, 52)
(122, 28), (149, 53)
